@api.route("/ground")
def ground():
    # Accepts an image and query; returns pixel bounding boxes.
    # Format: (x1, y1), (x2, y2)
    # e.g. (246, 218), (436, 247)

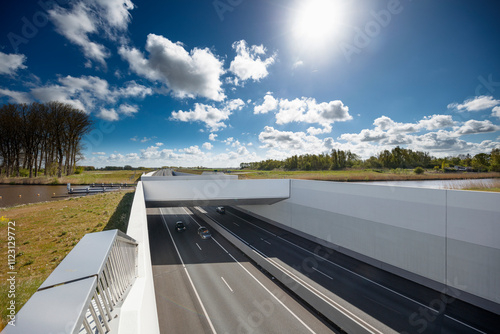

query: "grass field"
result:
(0, 190), (134, 330)
(177, 167), (500, 182)
(0, 169), (151, 185)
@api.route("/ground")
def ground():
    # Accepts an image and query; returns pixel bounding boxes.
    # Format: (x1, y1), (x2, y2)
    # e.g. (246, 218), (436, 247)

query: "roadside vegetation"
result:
(178, 147), (500, 185)
(0, 190), (134, 330)
(0, 102), (92, 178)
(0, 168), (151, 185)
(240, 147), (500, 173)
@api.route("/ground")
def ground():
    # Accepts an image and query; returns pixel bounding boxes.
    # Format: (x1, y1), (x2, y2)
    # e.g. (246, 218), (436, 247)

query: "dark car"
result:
(175, 221), (186, 232)
(216, 206), (225, 214)
(198, 226), (211, 239)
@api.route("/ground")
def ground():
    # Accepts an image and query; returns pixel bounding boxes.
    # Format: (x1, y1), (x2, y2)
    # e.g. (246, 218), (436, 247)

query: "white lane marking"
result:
(160, 208), (217, 334)
(227, 211), (277, 237)
(210, 237), (317, 334)
(196, 243), (202, 251)
(215, 208), (485, 334)
(221, 277), (233, 293)
(229, 209), (446, 314)
(206, 213), (380, 334)
(312, 267), (333, 280)
(261, 238), (271, 245)
(444, 315), (487, 334)
(275, 234), (437, 311)
(250, 246), (381, 334)
(233, 222), (240, 226)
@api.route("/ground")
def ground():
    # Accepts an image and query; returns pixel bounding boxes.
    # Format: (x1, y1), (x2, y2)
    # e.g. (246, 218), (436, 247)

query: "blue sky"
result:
(1, 0), (499, 168)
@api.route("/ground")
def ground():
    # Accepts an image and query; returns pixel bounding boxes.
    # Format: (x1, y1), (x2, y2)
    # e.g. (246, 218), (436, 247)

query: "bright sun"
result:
(292, 0), (347, 49)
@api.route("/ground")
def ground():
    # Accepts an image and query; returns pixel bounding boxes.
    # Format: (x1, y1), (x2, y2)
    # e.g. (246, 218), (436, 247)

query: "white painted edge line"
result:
(160, 208), (217, 334)
(187, 208), (317, 333)
(443, 315), (487, 334)
(251, 245), (381, 334)
(311, 267), (333, 280)
(210, 237), (317, 334)
(196, 243), (202, 251)
(228, 211), (276, 237)
(221, 277), (233, 293)
(206, 211), (381, 334)
(228, 209), (485, 334)
(261, 238), (272, 245)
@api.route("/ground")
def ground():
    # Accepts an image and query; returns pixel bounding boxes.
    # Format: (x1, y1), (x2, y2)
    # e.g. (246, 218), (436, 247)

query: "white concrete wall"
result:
(120, 181), (160, 334)
(238, 180), (500, 314)
(142, 178), (290, 204)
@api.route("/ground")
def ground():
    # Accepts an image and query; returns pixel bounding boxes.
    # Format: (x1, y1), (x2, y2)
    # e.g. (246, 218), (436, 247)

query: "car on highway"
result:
(216, 206), (225, 214)
(175, 221), (186, 232)
(198, 226), (211, 239)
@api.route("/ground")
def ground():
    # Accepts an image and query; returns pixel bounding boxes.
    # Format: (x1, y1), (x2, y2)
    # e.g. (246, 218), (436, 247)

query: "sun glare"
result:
(292, 0), (347, 50)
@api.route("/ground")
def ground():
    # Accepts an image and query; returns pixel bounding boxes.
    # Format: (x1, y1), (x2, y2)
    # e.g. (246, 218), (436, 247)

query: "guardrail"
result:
(2, 229), (137, 334)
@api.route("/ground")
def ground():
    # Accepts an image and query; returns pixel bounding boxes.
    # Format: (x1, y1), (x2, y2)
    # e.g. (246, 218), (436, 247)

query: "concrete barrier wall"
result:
(191, 207), (381, 334)
(238, 180), (500, 314)
(120, 181), (160, 334)
(142, 179), (290, 206)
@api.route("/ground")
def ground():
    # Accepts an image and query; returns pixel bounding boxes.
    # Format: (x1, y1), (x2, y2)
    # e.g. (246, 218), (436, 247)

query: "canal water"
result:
(0, 178), (496, 208)
(358, 178), (498, 189)
(0, 185), (71, 208)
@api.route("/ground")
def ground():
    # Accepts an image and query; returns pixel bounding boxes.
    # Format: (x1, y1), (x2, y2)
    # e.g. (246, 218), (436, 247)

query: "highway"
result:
(147, 207), (338, 333)
(194, 206), (498, 334)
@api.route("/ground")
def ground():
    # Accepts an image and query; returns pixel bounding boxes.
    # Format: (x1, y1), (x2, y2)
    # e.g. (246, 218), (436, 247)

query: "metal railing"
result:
(2, 229), (137, 334)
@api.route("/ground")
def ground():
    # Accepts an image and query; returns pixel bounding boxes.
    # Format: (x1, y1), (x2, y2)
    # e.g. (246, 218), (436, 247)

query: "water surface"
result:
(0, 185), (71, 208)
(359, 178), (497, 189)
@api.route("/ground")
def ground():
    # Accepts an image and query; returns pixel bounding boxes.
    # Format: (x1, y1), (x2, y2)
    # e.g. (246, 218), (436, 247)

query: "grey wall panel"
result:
(447, 239), (500, 305)
(238, 180), (500, 312)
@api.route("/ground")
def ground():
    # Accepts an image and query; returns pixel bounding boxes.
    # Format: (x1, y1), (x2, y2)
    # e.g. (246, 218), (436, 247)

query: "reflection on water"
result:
(359, 178), (497, 189)
(0, 185), (70, 208)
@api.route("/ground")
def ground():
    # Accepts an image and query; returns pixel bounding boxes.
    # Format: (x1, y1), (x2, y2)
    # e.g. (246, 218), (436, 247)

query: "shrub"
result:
(414, 167), (425, 174)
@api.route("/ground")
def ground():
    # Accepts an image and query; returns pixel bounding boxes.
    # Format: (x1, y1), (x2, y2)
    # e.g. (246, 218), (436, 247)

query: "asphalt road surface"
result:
(147, 207), (339, 334)
(196, 206), (498, 334)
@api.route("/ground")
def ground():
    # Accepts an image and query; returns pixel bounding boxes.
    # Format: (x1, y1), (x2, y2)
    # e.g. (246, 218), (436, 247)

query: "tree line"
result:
(241, 147), (500, 172)
(0, 102), (93, 178)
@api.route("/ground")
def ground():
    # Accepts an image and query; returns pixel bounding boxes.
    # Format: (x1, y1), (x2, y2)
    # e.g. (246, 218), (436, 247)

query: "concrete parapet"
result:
(120, 181), (160, 334)
(238, 180), (500, 314)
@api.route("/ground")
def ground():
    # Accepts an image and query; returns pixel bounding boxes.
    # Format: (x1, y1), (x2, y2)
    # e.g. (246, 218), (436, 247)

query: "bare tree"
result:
(0, 102), (93, 178)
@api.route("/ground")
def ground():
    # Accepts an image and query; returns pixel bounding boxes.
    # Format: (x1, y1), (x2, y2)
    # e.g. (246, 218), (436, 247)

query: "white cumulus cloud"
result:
(49, 0), (135, 66)
(119, 34), (226, 101)
(98, 108), (119, 121)
(447, 95), (500, 112)
(455, 120), (500, 135)
(254, 92), (278, 114)
(0, 52), (27, 76)
(492, 106), (500, 119)
(276, 97), (352, 126)
(229, 40), (276, 83)
(170, 99), (244, 132)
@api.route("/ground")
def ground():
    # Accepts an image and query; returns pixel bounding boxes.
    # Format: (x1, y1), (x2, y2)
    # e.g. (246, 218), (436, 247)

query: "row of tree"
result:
(0, 102), (93, 178)
(241, 147), (500, 172)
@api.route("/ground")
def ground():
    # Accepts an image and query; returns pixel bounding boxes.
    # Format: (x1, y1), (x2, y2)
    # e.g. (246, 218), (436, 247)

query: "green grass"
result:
(0, 169), (152, 185)
(0, 190), (135, 330)
(177, 167), (500, 183)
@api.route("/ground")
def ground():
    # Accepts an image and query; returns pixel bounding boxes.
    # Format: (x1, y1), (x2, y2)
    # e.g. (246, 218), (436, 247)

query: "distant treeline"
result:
(0, 102), (93, 178)
(241, 147), (500, 172)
